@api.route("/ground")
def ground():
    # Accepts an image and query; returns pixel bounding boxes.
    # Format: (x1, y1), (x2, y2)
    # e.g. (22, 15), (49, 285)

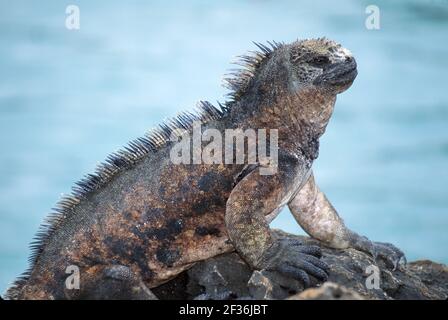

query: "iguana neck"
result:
(230, 87), (336, 160)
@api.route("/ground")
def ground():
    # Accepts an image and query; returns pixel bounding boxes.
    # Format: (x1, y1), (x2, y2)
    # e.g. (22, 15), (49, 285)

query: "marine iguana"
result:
(6, 38), (405, 299)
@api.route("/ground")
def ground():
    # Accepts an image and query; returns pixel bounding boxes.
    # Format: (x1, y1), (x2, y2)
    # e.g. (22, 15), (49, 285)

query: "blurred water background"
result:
(0, 0), (447, 293)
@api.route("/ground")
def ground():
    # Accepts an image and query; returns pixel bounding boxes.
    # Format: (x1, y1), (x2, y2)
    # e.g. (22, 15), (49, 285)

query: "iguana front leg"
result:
(288, 172), (405, 269)
(225, 164), (329, 287)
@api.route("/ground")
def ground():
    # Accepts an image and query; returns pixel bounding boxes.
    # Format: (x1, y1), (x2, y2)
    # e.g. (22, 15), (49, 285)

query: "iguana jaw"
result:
(313, 56), (358, 94)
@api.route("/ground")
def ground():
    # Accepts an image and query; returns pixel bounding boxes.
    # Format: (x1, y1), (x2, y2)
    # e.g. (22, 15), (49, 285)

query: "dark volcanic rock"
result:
(153, 230), (448, 300)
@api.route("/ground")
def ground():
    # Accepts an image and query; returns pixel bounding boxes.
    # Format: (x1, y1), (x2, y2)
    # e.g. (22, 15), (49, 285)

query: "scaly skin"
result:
(6, 38), (404, 299)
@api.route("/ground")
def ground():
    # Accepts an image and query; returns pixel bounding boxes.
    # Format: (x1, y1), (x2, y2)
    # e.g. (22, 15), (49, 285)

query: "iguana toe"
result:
(373, 241), (406, 270)
(275, 265), (311, 288)
(350, 234), (406, 270)
(260, 239), (329, 287)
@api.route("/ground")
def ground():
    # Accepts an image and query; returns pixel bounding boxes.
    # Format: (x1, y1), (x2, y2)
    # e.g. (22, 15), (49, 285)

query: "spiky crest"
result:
(223, 40), (284, 102)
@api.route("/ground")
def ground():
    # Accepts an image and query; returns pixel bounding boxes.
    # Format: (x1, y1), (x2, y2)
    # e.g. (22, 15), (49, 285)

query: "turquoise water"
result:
(0, 0), (447, 293)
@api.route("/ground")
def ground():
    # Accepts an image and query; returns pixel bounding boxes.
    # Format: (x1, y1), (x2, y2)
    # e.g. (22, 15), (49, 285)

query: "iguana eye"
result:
(311, 56), (330, 66)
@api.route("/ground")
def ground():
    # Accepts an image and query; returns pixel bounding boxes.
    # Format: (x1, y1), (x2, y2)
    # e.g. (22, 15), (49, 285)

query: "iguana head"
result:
(226, 38), (357, 104)
(289, 38), (357, 94)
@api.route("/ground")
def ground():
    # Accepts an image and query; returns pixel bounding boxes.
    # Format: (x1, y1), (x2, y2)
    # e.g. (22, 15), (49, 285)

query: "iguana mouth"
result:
(313, 58), (358, 87)
(331, 67), (358, 86)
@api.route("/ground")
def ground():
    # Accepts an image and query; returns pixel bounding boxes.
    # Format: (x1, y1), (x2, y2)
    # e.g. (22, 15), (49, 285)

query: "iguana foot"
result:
(350, 233), (406, 270)
(259, 238), (329, 288)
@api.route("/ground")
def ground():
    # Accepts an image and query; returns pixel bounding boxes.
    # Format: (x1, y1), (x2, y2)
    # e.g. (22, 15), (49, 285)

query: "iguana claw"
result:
(374, 241), (407, 270)
(259, 238), (329, 287)
(350, 234), (406, 270)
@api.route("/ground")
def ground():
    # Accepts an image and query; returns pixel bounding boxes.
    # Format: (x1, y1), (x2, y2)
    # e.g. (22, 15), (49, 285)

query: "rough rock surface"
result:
(288, 282), (364, 300)
(152, 230), (448, 300)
